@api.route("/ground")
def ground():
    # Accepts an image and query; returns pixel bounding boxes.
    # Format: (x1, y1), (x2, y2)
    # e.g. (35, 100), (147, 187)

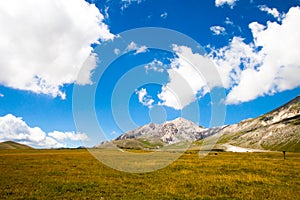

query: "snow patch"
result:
(224, 144), (268, 152)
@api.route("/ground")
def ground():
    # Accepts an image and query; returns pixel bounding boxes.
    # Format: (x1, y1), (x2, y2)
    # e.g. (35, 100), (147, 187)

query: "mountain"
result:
(102, 95), (300, 152)
(214, 95), (300, 152)
(0, 141), (34, 150)
(110, 118), (209, 149)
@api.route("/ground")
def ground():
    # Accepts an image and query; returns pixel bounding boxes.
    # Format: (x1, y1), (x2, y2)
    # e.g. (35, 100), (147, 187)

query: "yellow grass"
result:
(0, 149), (299, 199)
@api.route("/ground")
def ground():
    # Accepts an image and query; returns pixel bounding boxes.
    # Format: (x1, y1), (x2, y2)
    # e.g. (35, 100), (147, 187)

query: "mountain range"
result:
(2, 96), (299, 152)
(106, 96), (300, 152)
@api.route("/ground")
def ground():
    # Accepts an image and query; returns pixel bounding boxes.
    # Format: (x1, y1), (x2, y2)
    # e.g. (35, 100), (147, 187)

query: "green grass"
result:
(216, 131), (247, 144)
(0, 149), (299, 199)
(290, 102), (300, 111)
(111, 138), (163, 150)
(263, 138), (300, 152)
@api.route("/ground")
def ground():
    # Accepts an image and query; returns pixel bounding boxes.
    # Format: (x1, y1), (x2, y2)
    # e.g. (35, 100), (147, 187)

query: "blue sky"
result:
(0, 0), (300, 148)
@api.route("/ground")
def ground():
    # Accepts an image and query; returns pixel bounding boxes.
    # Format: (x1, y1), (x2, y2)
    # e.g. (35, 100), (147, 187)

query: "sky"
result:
(0, 0), (300, 148)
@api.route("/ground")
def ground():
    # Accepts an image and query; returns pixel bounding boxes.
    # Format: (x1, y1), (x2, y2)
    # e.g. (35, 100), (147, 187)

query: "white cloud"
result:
(209, 37), (264, 89)
(0, 93), (4, 98)
(136, 88), (154, 108)
(144, 59), (164, 73)
(209, 6), (300, 104)
(258, 5), (283, 21)
(0, 114), (88, 148)
(126, 41), (148, 54)
(0, 0), (114, 99)
(103, 6), (109, 19)
(76, 53), (98, 85)
(225, 17), (234, 25)
(121, 0), (144, 10)
(158, 84), (185, 110)
(158, 45), (218, 110)
(127, 41), (138, 50)
(160, 12), (168, 19)
(215, 0), (238, 8)
(210, 26), (226, 35)
(48, 131), (88, 141)
(114, 48), (121, 55)
(135, 46), (148, 54)
(111, 131), (119, 136)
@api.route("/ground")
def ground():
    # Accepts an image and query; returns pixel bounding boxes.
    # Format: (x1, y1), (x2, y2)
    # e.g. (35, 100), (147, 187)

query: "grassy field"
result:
(0, 149), (299, 199)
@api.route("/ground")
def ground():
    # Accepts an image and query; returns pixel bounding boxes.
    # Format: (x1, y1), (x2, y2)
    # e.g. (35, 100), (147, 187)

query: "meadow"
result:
(0, 149), (299, 199)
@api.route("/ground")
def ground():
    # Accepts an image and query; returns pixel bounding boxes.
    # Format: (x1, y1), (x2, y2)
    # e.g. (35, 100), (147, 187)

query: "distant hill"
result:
(214, 95), (300, 152)
(0, 141), (34, 150)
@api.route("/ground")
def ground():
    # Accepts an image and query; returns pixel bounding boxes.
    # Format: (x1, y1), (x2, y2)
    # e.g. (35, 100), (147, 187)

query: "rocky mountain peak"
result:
(115, 117), (207, 146)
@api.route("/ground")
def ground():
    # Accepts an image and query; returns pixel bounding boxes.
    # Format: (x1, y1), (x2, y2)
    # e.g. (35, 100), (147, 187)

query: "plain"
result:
(0, 149), (299, 199)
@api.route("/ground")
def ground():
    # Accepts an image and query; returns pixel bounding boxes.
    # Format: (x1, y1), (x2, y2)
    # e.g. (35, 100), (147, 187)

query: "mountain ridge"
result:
(107, 118), (210, 149)
(101, 95), (300, 152)
(215, 95), (300, 152)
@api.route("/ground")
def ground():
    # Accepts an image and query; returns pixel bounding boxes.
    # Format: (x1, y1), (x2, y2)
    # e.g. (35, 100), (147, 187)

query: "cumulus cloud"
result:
(0, 0), (114, 99)
(160, 12), (168, 19)
(135, 46), (148, 54)
(210, 26), (226, 35)
(215, 0), (238, 8)
(136, 88), (154, 108)
(158, 45), (219, 110)
(209, 37), (264, 89)
(209, 6), (300, 104)
(76, 53), (98, 86)
(139, 7), (300, 108)
(126, 41), (148, 54)
(48, 131), (88, 141)
(144, 59), (165, 73)
(258, 5), (283, 21)
(0, 114), (88, 148)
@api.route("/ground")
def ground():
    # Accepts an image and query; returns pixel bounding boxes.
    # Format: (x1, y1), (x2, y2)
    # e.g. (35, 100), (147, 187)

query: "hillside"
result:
(0, 141), (33, 150)
(215, 96), (300, 152)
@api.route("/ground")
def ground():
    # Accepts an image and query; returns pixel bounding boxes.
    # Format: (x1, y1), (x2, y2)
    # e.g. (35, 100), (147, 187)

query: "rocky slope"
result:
(111, 118), (211, 149)
(216, 96), (300, 152)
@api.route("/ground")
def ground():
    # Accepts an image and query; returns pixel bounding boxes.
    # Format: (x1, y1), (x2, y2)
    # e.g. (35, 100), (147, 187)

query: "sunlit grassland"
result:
(0, 149), (299, 199)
